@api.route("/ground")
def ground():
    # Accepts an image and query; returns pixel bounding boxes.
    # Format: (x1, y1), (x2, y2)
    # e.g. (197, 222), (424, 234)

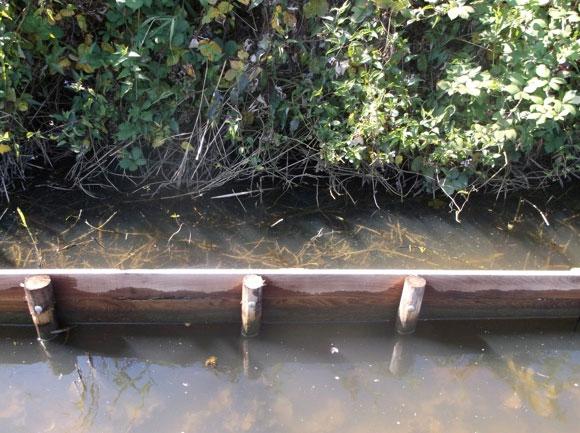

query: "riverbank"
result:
(2, 1), (578, 203)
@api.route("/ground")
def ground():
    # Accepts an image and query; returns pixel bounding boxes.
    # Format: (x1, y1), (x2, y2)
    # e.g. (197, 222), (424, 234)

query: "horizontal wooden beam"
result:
(0, 269), (579, 324)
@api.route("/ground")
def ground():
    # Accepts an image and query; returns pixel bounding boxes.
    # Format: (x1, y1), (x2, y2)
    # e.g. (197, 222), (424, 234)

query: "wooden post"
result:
(396, 275), (426, 335)
(23, 275), (59, 341)
(241, 274), (264, 337)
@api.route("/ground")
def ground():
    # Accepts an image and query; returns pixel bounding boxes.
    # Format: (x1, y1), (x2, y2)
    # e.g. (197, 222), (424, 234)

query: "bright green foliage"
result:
(303, 0), (579, 194)
(0, 1), (579, 197)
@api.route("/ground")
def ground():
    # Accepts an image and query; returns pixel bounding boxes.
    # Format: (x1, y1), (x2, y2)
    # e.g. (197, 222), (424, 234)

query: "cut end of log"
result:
(243, 274), (265, 290)
(24, 275), (52, 290)
(405, 275), (426, 288)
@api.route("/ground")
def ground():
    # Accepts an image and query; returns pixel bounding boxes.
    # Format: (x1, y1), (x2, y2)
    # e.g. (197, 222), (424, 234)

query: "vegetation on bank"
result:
(0, 0), (578, 204)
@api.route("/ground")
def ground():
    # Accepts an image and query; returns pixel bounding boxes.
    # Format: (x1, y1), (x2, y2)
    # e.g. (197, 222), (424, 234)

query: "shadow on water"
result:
(0, 321), (578, 433)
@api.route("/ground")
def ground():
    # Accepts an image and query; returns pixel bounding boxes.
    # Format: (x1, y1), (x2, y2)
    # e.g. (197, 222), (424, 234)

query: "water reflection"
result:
(1, 186), (579, 269)
(0, 322), (578, 433)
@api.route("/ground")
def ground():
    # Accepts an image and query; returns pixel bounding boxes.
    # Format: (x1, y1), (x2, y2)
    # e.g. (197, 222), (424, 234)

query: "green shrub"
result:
(1, 0), (578, 200)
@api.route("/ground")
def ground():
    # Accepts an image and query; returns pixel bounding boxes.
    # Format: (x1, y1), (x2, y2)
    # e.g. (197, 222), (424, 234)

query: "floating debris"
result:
(205, 356), (218, 368)
(270, 218), (284, 228)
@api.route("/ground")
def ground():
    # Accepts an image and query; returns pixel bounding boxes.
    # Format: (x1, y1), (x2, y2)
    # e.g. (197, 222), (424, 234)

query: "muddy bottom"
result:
(0, 321), (578, 433)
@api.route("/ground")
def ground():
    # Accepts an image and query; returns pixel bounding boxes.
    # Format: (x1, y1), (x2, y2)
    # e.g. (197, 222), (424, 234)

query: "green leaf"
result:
(535, 64), (550, 78)
(17, 100), (29, 112)
(224, 40), (238, 57)
(374, 0), (409, 12)
(119, 159), (132, 170)
(116, 123), (138, 141)
(217, 1), (233, 14)
(411, 157), (423, 172)
(563, 91), (580, 105)
(76, 15), (87, 33)
(416, 55), (427, 72)
(304, 0), (328, 19)
(504, 84), (520, 95)
(119, 0), (144, 11)
(131, 147), (143, 159)
(447, 5), (474, 20)
(198, 40), (223, 62)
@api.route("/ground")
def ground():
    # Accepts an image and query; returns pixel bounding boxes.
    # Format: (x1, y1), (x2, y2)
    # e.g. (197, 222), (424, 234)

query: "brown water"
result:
(0, 322), (578, 433)
(1, 186), (579, 269)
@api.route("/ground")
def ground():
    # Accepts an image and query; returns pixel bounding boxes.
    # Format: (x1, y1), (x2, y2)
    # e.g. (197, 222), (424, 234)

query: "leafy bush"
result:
(1, 0), (578, 201)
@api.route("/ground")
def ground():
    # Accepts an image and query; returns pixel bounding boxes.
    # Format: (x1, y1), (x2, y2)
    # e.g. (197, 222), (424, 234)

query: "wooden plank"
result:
(0, 269), (579, 324)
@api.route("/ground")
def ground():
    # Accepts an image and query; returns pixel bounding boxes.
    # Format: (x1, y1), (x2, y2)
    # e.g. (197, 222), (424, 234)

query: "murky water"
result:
(1, 186), (579, 269)
(0, 322), (578, 433)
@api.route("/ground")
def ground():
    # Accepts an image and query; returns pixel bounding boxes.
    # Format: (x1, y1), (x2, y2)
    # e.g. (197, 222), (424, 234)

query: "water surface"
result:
(0, 322), (579, 433)
(1, 186), (579, 269)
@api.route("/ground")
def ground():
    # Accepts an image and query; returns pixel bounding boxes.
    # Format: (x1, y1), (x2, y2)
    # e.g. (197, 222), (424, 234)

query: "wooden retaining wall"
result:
(0, 269), (579, 324)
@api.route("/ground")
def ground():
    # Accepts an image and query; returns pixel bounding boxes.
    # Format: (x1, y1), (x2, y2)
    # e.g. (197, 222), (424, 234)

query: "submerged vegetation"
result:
(2, 187), (578, 269)
(0, 0), (579, 204)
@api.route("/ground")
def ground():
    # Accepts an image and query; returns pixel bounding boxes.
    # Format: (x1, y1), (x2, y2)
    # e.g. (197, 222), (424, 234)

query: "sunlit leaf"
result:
(198, 40), (223, 62)
(76, 15), (87, 32)
(16, 207), (28, 228)
(535, 64), (550, 78)
(447, 5), (474, 20)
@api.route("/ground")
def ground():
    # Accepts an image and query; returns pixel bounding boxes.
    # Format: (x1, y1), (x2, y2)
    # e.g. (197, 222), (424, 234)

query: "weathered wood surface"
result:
(0, 269), (579, 324)
(23, 275), (59, 340)
(241, 274), (264, 337)
(396, 275), (427, 334)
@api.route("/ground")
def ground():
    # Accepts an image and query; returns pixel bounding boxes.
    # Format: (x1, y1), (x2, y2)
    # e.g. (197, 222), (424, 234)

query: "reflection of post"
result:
(240, 338), (262, 379)
(241, 275), (264, 337)
(396, 275), (426, 335)
(389, 337), (411, 376)
(23, 275), (59, 341)
(242, 338), (250, 377)
(37, 339), (75, 377)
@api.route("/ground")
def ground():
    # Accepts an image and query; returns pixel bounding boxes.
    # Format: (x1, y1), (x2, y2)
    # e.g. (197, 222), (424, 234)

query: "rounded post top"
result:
(405, 275), (426, 288)
(24, 275), (52, 290)
(243, 274), (265, 290)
